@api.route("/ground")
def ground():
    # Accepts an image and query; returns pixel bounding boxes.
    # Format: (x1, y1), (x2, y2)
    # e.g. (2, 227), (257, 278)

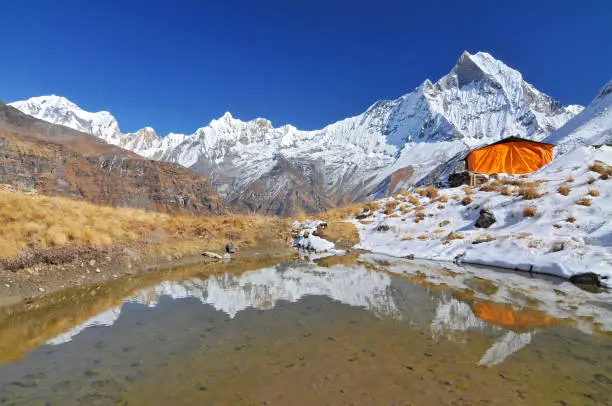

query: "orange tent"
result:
(466, 137), (554, 175)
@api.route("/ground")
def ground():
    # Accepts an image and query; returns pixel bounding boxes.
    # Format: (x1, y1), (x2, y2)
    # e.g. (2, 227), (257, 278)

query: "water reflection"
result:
(32, 256), (611, 368)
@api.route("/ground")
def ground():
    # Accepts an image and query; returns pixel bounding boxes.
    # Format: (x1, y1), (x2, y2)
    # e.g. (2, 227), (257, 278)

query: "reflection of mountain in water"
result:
(44, 262), (538, 366)
(129, 263), (431, 320)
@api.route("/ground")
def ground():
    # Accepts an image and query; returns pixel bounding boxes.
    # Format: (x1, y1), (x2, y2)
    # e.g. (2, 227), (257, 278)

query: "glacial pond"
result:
(0, 253), (610, 405)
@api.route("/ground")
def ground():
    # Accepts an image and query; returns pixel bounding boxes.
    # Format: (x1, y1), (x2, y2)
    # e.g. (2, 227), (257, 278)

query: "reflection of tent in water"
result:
(467, 137), (554, 175)
(472, 301), (560, 331)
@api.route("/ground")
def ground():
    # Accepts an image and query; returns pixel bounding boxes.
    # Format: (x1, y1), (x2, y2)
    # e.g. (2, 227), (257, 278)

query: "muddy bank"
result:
(0, 235), (296, 303)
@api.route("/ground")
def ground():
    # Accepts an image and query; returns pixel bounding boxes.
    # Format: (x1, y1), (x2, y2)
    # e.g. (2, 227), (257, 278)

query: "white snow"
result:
(351, 145), (612, 286)
(9, 51), (581, 199)
(291, 220), (340, 254)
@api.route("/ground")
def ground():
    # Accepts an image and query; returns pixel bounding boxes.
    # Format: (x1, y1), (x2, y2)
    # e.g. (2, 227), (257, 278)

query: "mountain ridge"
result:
(10, 51), (585, 215)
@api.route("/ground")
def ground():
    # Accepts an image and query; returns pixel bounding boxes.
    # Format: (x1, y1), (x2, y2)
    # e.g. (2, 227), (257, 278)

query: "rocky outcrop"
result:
(0, 102), (224, 215)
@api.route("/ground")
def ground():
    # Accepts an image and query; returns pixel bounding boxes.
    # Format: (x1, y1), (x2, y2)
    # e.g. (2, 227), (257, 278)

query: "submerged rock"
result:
(201, 252), (223, 259)
(475, 209), (496, 228)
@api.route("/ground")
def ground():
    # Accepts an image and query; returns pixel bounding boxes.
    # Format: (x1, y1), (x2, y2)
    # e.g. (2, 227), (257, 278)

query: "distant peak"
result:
(21, 94), (79, 109)
(596, 80), (612, 100)
(222, 111), (233, 120)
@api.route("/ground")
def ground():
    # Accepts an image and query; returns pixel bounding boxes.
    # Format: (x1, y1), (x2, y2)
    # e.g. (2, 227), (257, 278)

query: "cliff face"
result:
(0, 102), (224, 215)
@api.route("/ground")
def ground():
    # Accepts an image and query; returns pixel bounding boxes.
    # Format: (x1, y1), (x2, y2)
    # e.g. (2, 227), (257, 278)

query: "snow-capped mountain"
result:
(544, 80), (612, 154)
(10, 52), (583, 215)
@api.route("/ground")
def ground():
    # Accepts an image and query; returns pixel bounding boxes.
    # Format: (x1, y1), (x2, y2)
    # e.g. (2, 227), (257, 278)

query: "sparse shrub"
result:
(461, 196), (473, 206)
(408, 195), (420, 206)
(363, 202), (380, 213)
(588, 189), (600, 197)
(414, 211), (425, 223)
(500, 185), (513, 196)
(587, 176), (596, 185)
(439, 220), (451, 227)
(576, 198), (591, 206)
(518, 185), (542, 200)
(424, 186), (439, 199)
(567, 176), (575, 183)
(417, 235), (429, 240)
(480, 180), (501, 192)
(557, 185), (570, 196)
(566, 216), (576, 223)
(588, 162), (608, 175)
(384, 200), (400, 215)
(400, 205), (410, 214)
(401, 236), (414, 241)
(438, 195), (448, 203)
(553, 224), (562, 229)
(523, 206), (537, 217)
(433, 229), (445, 234)
(464, 187), (473, 195)
(528, 240), (539, 248)
(437, 204), (445, 210)
(446, 231), (464, 240)
(451, 195), (461, 201)
(601, 173), (610, 180)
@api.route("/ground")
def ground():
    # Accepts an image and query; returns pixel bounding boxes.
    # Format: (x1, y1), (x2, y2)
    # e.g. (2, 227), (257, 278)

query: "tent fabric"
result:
(467, 141), (554, 174)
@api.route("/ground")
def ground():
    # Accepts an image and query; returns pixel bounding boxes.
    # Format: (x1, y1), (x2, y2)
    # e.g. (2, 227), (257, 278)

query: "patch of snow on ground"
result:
(352, 146), (612, 286)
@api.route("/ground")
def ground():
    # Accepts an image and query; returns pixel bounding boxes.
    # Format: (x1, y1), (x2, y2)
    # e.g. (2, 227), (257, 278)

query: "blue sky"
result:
(1, 0), (610, 135)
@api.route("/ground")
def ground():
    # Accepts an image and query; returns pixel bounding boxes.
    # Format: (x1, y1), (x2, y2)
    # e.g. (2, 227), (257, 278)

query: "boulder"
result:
(226, 242), (236, 254)
(475, 209), (496, 228)
(569, 272), (603, 287)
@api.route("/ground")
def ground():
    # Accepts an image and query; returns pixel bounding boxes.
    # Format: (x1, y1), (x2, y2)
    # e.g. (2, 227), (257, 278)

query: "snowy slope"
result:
(10, 52), (582, 213)
(545, 80), (612, 154)
(346, 145), (612, 287)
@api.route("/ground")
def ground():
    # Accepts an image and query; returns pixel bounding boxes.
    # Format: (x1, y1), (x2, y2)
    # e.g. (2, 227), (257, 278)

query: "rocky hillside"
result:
(0, 102), (224, 215)
(11, 52), (583, 216)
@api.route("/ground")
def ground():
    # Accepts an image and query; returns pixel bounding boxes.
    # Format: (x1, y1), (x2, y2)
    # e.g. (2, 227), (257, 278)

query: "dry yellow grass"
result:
(320, 202), (365, 221)
(587, 176), (596, 185)
(414, 211), (425, 223)
(384, 200), (400, 215)
(567, 176), (575, 183)
(424, 186), (439, 199)
(446, 231), (464, 240)
(0, 190), (290, 260)
(557, 185), (570, 196)
(523, 206), (537, 217)
(439, 220), (451, 227)
(500, 185), (513, 196)
(576, 197), (592, 206)
(566, 216), (576, 223)
(438, 194), (448, 203)
(408, 195), (421, 206)
(399, 205), (410, 214)
(589, 162), (611, 176)
(518, 185), (542, 200)
(480, 180), (501, 192)
(451, 195), (461, 201)
(463, 187), (473, 195)
(401, 236), (414, 241)
(417, 235), (429, 240)
(588, 189), (600, 197)
(461, 196), (473, 206)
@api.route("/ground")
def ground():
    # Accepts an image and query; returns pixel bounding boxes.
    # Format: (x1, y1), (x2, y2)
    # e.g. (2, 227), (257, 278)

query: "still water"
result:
(0, 254), (610, 405)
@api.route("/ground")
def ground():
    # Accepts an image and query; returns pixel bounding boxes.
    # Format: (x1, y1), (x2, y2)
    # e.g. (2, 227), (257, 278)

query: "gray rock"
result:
(226, 242), (236, 254)
(569, 272), (604, 287)
(377, 224), (390, 232)
(475, 209), (496, 228)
